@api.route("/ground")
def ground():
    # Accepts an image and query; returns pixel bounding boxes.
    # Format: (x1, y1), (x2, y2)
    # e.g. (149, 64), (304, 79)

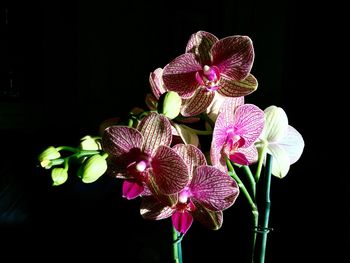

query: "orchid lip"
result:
(196, 65), (221, 91)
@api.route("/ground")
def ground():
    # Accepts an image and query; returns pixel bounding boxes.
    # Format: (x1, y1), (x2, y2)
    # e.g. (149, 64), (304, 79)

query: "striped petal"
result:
(151, 145), (189, 195)
(102, 126), (143, 157)
(140, 196), (175, 220)
(186, 31), (219, 65)
(191, 200), (223, 230)
(190, 165), (239, 211)
(149, 68), (166, 99)
(180, 87), (215, 117)
(172, 144), (207, 179)
(212, 36), (254, 80)
(138, 113), (172, 155)
(210, 111), (233, 170)
(237, 144), (259, 164)
(234, 104), (265, 147)
(218, 74), (258, 97)
(163, 53), (202, 98)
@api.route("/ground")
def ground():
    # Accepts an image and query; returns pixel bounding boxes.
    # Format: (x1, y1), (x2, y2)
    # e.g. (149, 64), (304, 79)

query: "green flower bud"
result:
(157, 91), (182, 119)
(38, 146), (61, 168)
(79, 135), (102, 150)
(78, 154), (107, 183)
(51, 168), (68, 186)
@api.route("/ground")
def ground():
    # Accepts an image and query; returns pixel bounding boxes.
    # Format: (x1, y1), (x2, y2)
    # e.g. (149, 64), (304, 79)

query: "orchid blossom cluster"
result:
(38, 31), (304, 262)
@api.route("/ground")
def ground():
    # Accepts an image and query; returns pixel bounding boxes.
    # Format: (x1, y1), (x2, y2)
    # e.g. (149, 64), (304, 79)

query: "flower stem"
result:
(227, 159), (259, 262)
(254, 153), (272, 263)
(172, 226), (183, 263)
(242, 165), (256, 199)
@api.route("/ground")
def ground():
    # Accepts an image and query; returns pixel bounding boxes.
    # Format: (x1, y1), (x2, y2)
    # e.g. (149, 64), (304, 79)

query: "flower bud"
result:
(38, 146), (61, 168)
(158, 91), (182, 119)
(79, 135), (102, 150)
(51, 168), (68, 186)
(78, 154), (107, 183)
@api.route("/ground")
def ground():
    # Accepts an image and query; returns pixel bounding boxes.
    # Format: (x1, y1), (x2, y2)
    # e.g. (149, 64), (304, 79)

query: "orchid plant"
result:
(38, 31), (304, 263)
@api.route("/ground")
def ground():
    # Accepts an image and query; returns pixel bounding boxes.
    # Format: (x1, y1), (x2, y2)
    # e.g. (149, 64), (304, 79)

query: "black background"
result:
(1, 0), (348, 262)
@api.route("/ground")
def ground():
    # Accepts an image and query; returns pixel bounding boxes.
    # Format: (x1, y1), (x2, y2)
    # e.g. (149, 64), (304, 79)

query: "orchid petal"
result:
(237, 145), (259, 164)
(262, 106), (289, 143)
(180, 87), (215, 117)
(172, 144), (207, 178)
(191, 200), (223, 230)
(267, 144), (290, 178)
(210, 111), (233, 170)
(186, 31), (219, 65)
(212, 36), (254, 80)
(149, 68), (166, 99)
(234, 104), (265, 146)
(172, 211), (193, 234)
(218, 74), (258, 97)
(146, 175), (179, 207)
(140, 196), (175, 220)
(102, 126), (143, 157)
(151, 145), (189, 195)
(279, 125), (305, 164)
(217, 96), (245, 126)
(138, 113), (172, 155)
(206, 93), (227, 122)
(163, 53), (202, 98)
(122, 180), (144, 200)
(172, 123), (199, 147)
(190, 165), (239, 211)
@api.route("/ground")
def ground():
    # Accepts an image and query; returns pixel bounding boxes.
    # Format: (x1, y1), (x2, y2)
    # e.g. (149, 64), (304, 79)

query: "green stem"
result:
(242, 165), (256, 199)
(172, 226), (183, 263)
(56, 146), (79, 153)
(227, 159), (259, 263)
(199, 113), (215, 129)
(254, 154), (272, 263)
(226, 159), (256, 212)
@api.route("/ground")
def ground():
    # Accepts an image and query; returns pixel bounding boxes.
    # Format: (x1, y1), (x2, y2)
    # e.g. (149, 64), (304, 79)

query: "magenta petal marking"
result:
(212, 36), (254, 81)
(140, 196), (175, 220)
(191, 200), (223, 230)
(102, 126), (143, 157)
(138, 113), (172, 155)
(122, 180), (144, 200)
(229, 152), (249, 166)
(190, 165), (239, 211)
(238, 145), (259, 164)
(151, 146), (189, 195)
(149, 68), (166, 99)
(162, 53), (202, 98)
(180, 87), (215, 117)
(218, 74), (258, 97)
(233, 104), (265, 146)
(172, 210), (193, 234)
(172, 144), (207, 179)
(186, 31), (219, 65)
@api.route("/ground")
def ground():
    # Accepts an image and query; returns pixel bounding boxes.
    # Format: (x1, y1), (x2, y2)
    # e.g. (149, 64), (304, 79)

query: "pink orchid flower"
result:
(211, 98), (265, 171)
(102, 113), (189, 200)
(141, 144), (239, 234)
(162, 31), (258, 117)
